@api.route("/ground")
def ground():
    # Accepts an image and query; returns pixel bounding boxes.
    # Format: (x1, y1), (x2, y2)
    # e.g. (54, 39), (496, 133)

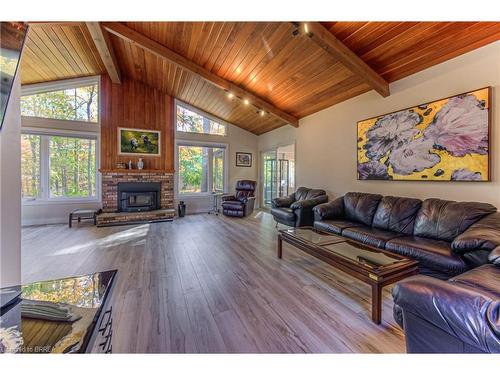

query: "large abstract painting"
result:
(357, 87), (490, 181)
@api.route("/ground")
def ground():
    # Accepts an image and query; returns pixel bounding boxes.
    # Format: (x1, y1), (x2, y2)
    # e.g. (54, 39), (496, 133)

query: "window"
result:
(21, 133), (98, 201)
(21, 134), (41, 199)
(176, 103), (227, 136)
(178, 144), (227, 194)
(21, 81), (99, 123)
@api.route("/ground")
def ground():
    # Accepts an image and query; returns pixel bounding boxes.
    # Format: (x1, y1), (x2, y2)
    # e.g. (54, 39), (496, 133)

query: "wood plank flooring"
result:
(21, 211), (406, 353)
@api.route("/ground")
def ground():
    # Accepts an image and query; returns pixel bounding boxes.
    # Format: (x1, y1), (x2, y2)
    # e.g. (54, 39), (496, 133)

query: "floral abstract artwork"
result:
(357, 88), (490, 181)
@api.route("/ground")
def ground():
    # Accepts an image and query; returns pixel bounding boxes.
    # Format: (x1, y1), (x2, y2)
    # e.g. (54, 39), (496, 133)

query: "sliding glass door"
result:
(261, 144), (295, 208)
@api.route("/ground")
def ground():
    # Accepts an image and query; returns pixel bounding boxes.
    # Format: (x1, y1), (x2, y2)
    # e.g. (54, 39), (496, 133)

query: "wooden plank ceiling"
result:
(21, 22), (500, 135)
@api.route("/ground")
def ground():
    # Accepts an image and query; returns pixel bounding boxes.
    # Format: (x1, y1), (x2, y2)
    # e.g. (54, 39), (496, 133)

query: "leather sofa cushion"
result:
(386, 236), (468, 276)
(372, 196), (422, 235)
(449, 264), (500, 295)
(452, 212), (500, 253)
(271, 207), (295, 222)
(414, 198), (496, 242)
(295, 187), (326, 202)
(342, 226), (404, 249)
(313, 219), (361, 235)
(221, 200), (244, 211)
(343, 192), (383, 226)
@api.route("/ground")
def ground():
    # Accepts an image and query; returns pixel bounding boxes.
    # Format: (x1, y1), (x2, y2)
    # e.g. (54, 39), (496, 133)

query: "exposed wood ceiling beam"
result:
(298, 22), (390, 98)
(86, 22), (121, 84)
(102, 22), (299, 127)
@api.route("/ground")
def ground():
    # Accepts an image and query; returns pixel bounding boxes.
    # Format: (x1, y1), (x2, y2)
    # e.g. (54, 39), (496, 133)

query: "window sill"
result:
(22, 198), (100, 206)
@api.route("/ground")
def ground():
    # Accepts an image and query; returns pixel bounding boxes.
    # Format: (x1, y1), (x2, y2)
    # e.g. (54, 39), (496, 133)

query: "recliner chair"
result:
(271, 187), (328, 227)
(221, 180), (256, 217)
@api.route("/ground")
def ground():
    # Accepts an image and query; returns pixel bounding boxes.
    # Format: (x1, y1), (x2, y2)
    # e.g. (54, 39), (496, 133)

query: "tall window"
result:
(178, 144), (226, 194)
(21, 133), (97, 200)
(21, 84), (98, 123)
(20, 77), (100, 202)
(176, 102), (227, 136)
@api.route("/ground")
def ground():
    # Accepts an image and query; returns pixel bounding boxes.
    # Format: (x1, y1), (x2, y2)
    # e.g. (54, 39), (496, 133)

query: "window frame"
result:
(175, 99), (228, 137)
(21, 128), (101, 206)
(175, 140), (229, 198)
(21, 76), (101, 130)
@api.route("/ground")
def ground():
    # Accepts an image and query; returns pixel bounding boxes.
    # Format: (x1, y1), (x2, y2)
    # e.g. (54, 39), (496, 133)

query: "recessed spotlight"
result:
(227, 92), (234, 99)
(244, 99), (249, 105)
(304, 23), (309, 34)
(260, 110), (265, 116)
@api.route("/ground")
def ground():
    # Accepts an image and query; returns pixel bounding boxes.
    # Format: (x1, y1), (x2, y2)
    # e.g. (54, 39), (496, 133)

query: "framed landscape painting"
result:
(357, 87), (490, 181)
(118, 127), (161, 156)
(236, 152), (252, 167)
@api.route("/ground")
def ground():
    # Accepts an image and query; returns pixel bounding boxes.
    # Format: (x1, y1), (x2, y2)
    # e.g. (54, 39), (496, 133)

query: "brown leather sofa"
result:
(313, 192), (498, 279)
(221, 180), (256, 217)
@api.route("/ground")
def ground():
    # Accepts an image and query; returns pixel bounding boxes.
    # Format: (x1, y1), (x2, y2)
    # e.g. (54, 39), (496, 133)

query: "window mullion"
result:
(208, 148), (214, 193)
(40, 136), (50, 200)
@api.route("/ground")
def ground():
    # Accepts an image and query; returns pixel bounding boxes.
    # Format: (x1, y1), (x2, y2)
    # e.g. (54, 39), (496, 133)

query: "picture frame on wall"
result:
(118, 127), (161, 156)
(357, 87), (491, 182)
(236, 152), (252, 167)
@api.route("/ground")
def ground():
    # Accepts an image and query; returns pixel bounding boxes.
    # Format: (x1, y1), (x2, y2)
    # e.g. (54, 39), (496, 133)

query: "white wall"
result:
(0, 76), (21, 288)
(175, 123), (258, 214)
(258, 41), (500, 207)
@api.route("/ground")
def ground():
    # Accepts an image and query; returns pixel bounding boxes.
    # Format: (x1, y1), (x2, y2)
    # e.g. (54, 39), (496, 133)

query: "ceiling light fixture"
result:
(244, 99), (249, 105)
(304, 23), (309, 34)
(227, 92), (234, 99)
(260, 110), (265, 116)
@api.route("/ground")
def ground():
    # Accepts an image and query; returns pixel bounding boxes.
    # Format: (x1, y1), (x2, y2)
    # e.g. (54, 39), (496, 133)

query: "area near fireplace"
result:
(97, 170), (175, 226)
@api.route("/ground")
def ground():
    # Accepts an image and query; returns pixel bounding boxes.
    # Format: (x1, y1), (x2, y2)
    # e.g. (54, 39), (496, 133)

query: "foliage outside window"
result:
(21, 84), (98, 123)
(178, 144), (226, 194)
(21, 134), (41, 199)
(176, 104), (227, 136)
(49, 136), (96, 198)
(21, 133), (98, 201)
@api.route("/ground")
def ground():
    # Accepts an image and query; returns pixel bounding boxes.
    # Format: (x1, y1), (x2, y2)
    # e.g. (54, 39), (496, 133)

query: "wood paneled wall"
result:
(100, 76), (175, 171)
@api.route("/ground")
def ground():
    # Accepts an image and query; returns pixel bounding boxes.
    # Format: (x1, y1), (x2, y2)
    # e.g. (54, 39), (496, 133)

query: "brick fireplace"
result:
(97, 170), (175, 226)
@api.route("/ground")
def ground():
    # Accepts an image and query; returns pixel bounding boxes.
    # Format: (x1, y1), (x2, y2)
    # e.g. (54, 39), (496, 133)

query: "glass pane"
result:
(262, 151), (277, 208)
(178, 145), (209, 194)
(49, 136), (96, 198)
(21, 85), (98, 123)
(176, 105), (227, 136)
(284, 228), (344, 245)
(213, 148), (225, 192)
(322, 241), (407, 269)
(21, 134), (41, 198)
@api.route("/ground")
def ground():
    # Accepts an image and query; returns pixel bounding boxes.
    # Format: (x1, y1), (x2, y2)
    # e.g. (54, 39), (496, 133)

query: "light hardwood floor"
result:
(22, 211), (406, 353)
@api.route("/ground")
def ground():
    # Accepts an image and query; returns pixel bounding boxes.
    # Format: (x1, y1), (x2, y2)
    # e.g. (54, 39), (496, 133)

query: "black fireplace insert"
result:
(117, 182), (161, 212)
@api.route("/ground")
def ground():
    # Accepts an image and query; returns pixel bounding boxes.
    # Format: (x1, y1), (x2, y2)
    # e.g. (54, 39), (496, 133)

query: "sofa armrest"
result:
(392, 274), (500, 353)
(488, 246), (500, 266)
(290, 195), (328, 210)
(272, 193), (295, 208)
(452, 212), (500, 254)
(312, 196), (344, 221)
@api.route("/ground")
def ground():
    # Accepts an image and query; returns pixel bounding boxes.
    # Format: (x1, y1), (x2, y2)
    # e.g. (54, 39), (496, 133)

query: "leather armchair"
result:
(271, 187), (328, 227)
(392, 248), (500, 353)
(221, 180), (256, 218)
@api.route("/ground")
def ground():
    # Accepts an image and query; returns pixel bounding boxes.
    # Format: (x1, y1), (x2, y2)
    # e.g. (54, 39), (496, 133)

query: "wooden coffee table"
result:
(277, 227), (418, 324)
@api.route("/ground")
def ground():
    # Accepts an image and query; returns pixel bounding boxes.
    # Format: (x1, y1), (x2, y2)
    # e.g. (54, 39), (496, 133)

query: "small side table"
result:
(208, 192), (224, 215)
(69, 209), (97, 228)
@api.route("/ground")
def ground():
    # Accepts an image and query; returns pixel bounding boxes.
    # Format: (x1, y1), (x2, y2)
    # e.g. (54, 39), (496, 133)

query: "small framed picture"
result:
(118, 127), (161, 156)
(236, 152), (252, 167)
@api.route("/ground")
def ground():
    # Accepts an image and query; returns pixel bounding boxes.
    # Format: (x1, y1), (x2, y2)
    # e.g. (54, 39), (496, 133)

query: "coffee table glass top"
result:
(322, 241), (407, 270)
(282, 227), (344, 245)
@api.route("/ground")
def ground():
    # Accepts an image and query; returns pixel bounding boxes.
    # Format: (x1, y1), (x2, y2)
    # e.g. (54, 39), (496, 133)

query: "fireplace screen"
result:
(117, 182), (161, 212)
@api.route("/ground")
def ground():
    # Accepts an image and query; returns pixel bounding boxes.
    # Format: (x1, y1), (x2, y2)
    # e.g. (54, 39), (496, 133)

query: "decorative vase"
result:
(137, 158), (144, 170)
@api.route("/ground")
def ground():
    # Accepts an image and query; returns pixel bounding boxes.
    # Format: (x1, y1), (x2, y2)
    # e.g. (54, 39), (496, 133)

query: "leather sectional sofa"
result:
(313, 192), (500, 353)
(271, 187), (328, 227)
(313, 192), (499, 279)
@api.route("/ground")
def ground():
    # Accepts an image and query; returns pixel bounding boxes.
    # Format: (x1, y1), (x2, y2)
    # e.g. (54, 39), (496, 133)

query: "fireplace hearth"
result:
(118, 182), (161, 212)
